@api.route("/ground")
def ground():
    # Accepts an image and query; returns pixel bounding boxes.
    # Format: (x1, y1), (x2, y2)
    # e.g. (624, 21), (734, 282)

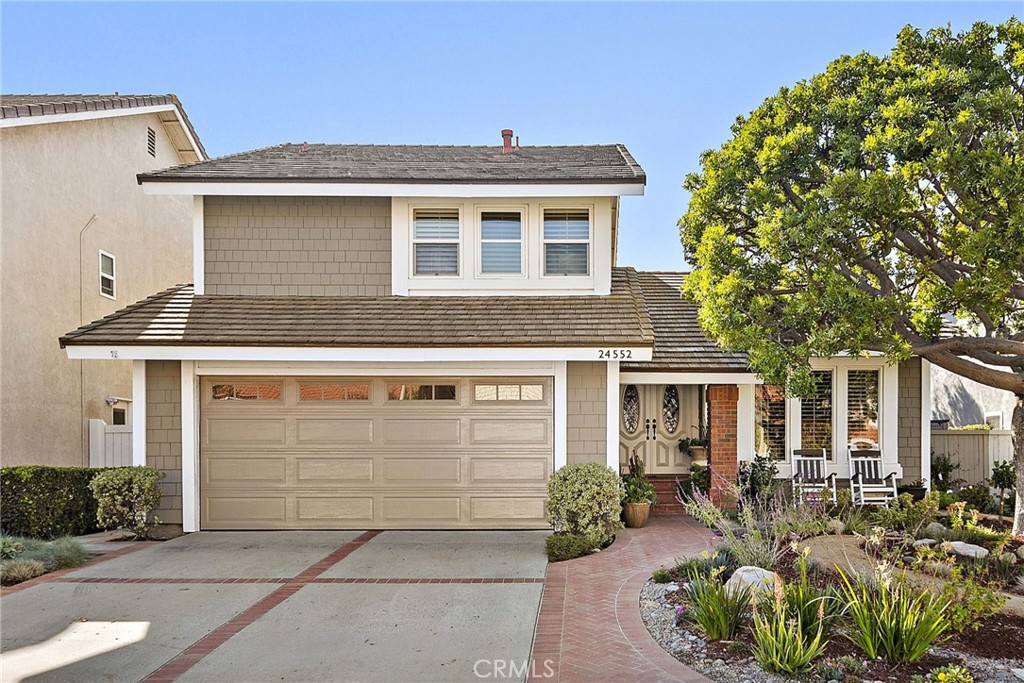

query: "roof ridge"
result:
(618, 266), (656, 345)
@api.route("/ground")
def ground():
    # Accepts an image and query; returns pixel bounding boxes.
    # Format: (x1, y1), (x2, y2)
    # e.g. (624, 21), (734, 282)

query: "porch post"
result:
(606, 361), (620, 472)
(708, 384), (739, 508)
(131, 360), (147, 467)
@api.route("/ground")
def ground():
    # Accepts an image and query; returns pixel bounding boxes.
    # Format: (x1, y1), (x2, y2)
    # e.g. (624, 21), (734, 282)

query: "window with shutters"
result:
(801, 371), (834, 458)
(413, 208), (460, 276)
(479, 210), (523, 275)
(755, 385), (787, 460)
(543, 209), (590, 276)
(847, 370), (880, 448)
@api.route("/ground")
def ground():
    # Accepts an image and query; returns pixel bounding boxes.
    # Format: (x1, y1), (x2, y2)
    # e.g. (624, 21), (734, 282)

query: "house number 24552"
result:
(598, 349), (632, 359)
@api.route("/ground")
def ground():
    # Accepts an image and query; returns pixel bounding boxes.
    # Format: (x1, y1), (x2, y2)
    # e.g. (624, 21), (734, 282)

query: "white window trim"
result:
(411, 206), (462, 279)
(540, 205), (593, 278)
(476, 206), (527, 278)
(99, 249), (116, 300)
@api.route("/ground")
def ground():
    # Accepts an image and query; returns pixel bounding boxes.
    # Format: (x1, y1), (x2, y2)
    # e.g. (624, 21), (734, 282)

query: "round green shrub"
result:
(89, 467), (164, 539)
(545, 462), (624, 544)
(545, 534), (596, 562)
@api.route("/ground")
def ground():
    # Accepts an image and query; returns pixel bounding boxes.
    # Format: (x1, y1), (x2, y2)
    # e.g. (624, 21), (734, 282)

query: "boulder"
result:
(944, 541), (989, 560)
(913, 538), (936, 547)
(826, 519), (846, 536)
(923, 522), (948, 539)
(725, 565), (777, 597)
(1017, 545), (1024, 562)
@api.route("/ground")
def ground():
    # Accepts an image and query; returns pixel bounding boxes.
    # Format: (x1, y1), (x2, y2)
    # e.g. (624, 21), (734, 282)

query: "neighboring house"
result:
(931, 363), (1018, 429)
(1, 94), (205, 467)
(59, 132), (930, 531)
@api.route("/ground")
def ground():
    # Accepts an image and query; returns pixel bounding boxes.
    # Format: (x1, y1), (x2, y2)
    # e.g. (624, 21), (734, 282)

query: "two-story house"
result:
(2, 94), (205, 467)
(60, 131), (931, 532)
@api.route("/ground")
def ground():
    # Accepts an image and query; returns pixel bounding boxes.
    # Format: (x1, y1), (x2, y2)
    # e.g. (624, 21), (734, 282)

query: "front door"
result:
(619, 384), (692, 474)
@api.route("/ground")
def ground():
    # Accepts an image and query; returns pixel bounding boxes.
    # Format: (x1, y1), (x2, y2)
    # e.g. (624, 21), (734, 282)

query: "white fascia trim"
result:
(920, 358), (932, 488)
(180, 361), (199, 533)
(66, 345), (655, 362)
(737, 384), (755, 463)
(620, 371), (761, 385)
(193, 360), (556, 376)
(1, 104), (205, 161)
(554, 361), (568, 472)
(140, 181), (645, 198)
(606, 361), (620, 472)
(192, 196), (204, 294)
(131, 360), (146, 466)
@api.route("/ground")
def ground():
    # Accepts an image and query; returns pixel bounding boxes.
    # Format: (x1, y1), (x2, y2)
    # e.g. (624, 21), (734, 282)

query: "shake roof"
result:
(137, 143), (645, 185)
(60, 268), (654, 349)
(0, 94), (206, 159)
(622, 271), (749, 372)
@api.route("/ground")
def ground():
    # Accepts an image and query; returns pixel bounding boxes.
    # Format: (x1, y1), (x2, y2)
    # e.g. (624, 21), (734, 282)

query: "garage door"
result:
(200, 377), (552, 530)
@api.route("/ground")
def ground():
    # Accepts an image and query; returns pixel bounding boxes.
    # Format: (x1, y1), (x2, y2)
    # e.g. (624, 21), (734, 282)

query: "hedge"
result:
(0, 466), (107, 539)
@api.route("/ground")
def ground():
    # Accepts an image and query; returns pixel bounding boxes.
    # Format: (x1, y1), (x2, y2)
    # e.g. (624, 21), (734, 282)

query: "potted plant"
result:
(896, 479), (928, 501)
(679, 425), (710, 467)
(622, 451), (657, 528)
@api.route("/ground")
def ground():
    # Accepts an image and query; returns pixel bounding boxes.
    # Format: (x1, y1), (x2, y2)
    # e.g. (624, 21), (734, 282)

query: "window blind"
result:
(801, 371), (833, 456)
(543, 210), (590, 240)
(847, 369), (880, 447)
(544, 244), (588, 275)
(481, 211), (522, 274)
(755, 385), (787, 460)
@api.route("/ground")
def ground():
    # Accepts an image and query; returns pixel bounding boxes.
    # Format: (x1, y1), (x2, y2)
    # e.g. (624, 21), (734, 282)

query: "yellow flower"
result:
(937, 673), (947, 682)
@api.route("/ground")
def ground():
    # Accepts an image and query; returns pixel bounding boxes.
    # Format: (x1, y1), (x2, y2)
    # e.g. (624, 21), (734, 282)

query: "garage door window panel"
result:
(386, 383), (458, 401)
(299, 383), (371, 402)
(211, 383), (282, 402)
(474, 383), (545, 402)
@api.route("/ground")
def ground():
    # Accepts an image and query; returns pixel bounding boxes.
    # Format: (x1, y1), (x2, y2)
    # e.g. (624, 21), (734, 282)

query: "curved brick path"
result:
(530, 515), (717, 682)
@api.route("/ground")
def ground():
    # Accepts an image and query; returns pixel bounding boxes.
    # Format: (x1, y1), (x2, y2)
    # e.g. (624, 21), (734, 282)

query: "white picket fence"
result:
(931, 429), (1013, 485)
(88, 419), (132, 468)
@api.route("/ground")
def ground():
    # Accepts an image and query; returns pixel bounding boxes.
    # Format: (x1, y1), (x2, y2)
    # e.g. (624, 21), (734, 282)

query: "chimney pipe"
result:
(501, 129), (514, 154)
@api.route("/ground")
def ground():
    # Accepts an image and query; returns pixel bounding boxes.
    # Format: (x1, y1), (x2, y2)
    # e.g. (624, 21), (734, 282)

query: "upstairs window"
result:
(413, 209), (460, 276)
(543, 209), (590, 276)
(480, 211), (523, 274)
(99, 251), (116, 299)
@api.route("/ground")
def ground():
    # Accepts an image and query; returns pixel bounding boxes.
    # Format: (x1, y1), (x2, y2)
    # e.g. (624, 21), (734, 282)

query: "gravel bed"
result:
(639, 579), (1024, 683)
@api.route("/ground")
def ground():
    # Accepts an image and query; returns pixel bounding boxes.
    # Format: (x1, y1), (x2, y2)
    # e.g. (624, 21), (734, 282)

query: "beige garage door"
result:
(200, 377), (552, 530)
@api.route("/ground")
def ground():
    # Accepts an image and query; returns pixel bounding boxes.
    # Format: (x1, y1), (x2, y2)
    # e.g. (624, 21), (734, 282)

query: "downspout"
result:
(78, 214), (98, 466)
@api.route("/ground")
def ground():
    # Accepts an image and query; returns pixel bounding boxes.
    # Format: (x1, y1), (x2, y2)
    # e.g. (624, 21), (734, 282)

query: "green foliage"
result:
(545, 463), (624, 544)
(651, 567), (672, 583)
(737, 455), (780, 501)
(938, 564), (1006, 632)
(751, 579), (828, 674)
(545, 534), (597, 562)
(0, 559), (45, 585)
(785, 548), (844, 640)
(991, 460), (1016, 516)
(838, 567), (951, 663)
(931, 453), (961, 492)
(0, 536), (24, 560)
(89, 467), (164, 539)
(683, 568), (751, 641)
(683, 488), (783, 569)
(679, 19), (1024, 404)
(956, 484), (995, 513)
(946, 502), (1011, 551)
(677, 464), (711, 501)
(48, 537), (90, 570)
(0, 534), (92, 573)
(621, 452), (657, 504)
(675, 550), (734, 581)
(871, 492), (939, 534)
(919, 664), (974, 683)
(0, 466), (106, 539)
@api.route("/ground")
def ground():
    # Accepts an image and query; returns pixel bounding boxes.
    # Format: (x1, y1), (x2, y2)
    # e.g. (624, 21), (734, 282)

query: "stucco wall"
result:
(0, 115), (193, 466)
(147, 361), (183, 525)
(898, 358), (923, 482)
(203, 196), (392, 296)
(566, 361), (607, 465)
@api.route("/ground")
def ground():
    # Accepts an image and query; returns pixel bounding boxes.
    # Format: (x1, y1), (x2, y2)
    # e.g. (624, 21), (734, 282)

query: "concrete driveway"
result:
(0, 530), (548, 683)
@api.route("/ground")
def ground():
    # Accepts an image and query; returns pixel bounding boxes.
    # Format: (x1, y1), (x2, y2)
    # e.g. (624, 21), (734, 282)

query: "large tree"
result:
(679, 19), (1024, 530)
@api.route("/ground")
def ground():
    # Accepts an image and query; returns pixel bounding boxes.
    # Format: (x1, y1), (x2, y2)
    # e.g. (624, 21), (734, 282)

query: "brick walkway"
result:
(530, 515), (717, 682)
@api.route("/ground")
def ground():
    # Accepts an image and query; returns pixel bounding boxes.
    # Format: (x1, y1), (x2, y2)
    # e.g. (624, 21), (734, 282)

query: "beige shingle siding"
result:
(898, 358), (922, 482)
(566, 361), (608, 466)
(147, 360), (183, 524)
(204, 196), (392, 296)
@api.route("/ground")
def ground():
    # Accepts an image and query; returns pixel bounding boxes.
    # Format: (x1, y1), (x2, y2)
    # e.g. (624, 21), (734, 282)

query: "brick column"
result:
(708, 385), (739, 509)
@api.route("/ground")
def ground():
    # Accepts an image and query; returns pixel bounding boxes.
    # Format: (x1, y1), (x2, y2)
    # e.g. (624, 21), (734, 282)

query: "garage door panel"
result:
(471, 497), (546, 522)
(295, 419), (373, 444)
(205, 496), (287, 524)
(471, 458), (548, 483)
(382, 419), (461, 444)
(207, 457), (287, 484)
(297, 458), (374, 483)
(383, 497), (461, 521)
(383, 458), (461, 483)
(470, 419), (549, 445)
(297, 497), (374, 521)
(206, 418), (287, 445)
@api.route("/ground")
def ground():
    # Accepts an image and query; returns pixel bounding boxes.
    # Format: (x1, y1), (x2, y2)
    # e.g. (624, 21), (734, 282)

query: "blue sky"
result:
(2, 2), (1017, 271)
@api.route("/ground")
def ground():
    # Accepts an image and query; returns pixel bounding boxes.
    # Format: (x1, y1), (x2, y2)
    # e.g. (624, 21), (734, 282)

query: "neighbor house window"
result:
(847, 369), (880, 449)
(112, 407), (127, 425)
(299, 383), (370, 401)
(474, 383), (543, 401)
(386, 383), (457, 401)
(413, 209), (460, 276)
(212, 383), (282, 401)
(754, 385), (787, 460)
(99, 251), (116, 298)
(479, 211), (523, 274)
(543, 209), (590, 276)
(801, 371), (833, 458)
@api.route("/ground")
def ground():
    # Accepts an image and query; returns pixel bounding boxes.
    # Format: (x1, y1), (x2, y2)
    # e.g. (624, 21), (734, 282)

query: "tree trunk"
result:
(1014, 395), (1024, 535)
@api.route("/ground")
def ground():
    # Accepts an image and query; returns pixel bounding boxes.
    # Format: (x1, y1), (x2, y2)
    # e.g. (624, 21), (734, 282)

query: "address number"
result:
(598, 349), (633, 359)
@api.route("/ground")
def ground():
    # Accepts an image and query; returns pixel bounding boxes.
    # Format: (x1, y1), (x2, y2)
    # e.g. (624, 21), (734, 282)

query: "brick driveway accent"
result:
(530, 515), (717, 682)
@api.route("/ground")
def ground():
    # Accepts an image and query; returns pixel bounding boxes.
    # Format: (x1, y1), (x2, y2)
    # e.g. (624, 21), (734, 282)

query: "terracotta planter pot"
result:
(623, 502), (651, 528)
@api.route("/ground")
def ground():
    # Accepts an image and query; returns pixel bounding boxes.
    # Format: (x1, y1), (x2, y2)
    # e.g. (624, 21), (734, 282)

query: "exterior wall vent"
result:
(147, 127), (157, 157)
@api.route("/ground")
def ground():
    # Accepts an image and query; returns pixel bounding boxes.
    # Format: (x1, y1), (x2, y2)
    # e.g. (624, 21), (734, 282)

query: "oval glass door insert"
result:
(623, 384), (640, 434)
(662, 385), (680, 433)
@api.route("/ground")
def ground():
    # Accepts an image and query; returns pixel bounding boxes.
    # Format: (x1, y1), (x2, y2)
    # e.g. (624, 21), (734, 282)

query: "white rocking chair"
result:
(849, 449), (898, 506)
(791, 449), (837, 503)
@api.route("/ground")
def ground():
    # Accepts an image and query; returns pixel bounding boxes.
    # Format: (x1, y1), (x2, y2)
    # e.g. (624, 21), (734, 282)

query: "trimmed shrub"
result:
(545, 534), (596, 562)
(89, 467), (164, 538)
(0, 466), (106, 539)
(545, 463), (624, 545)
(0, 558), (45, 585)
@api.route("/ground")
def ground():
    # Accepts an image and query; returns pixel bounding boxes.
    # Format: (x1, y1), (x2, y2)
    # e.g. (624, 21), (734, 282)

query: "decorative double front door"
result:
(619, 384), (695, 474)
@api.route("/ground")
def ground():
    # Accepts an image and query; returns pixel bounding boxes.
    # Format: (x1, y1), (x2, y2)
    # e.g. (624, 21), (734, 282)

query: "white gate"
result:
(88, 419), (133, 468)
